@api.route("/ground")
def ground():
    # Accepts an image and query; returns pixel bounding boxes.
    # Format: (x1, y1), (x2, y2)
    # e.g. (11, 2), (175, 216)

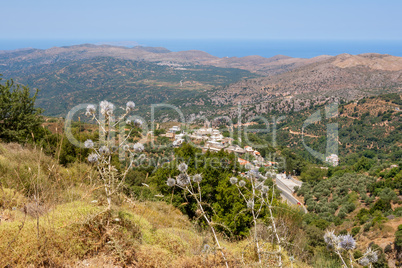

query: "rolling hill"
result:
(1, 44), (402, 120)
(209, 53), (402, 107)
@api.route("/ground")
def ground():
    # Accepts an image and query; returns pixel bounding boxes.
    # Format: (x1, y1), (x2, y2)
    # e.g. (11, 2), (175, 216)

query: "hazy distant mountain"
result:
(0, 44), (328, 76)
(0, 46), (258, 116)
(209, 53), (402, 107)
(0, 44), (401, 119)
(94, 41), (140, 47)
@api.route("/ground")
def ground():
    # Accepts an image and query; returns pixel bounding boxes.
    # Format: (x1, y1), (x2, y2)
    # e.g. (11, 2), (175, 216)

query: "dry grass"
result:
(0, 201), (103, 267)
(0, 198), (308, 267)
(0, 143), (308, 267)
(0, 143), (96, 205)
(0, 188), (26, 210)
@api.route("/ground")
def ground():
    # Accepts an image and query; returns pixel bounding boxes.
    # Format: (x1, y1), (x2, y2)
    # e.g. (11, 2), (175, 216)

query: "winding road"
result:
(275, 175), (307, 213)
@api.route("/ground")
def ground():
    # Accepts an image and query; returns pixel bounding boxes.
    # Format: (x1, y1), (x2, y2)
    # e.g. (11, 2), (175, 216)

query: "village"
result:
(158, 124), (308, 210)
(160, 124), (279, 170)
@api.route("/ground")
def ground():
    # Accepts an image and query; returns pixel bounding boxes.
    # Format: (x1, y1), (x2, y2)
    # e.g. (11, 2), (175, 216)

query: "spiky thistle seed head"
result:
(364, 248), (378, 263)
(239, 180), (246, 187)
(193, 174), (202, 183)
(167, 178), (176, 187)
(178, 162), (188, 173)
(230, 177), (238, 185)
(87, 153), (98, 163)
(126, 119), (131, 125)
(133, 142), (144, 152)
(358, 257), (370, 266)
(134, 119), (143, 126)
(123, 144), (130, 151)
(86, 105), (96, 116)
(176, 173), (190, 187)
(324, 230), (337, 246)
(84, 139), (94, 149)
(261, 185), (269, 194)
(338, 234), (356, 250)
(100, 101), (114, 116)
(99, 146), (110, 155)
(126, 101), (135, 112)
(247, 200), (254, 209)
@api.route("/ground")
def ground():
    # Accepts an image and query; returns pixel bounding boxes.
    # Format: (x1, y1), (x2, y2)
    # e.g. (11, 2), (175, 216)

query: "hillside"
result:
(0, 44), (328, 75)
(2, 45), (402, 120)
(260, 94), (402, 164)
(0, 143), (303, 268)
(208, 53), (402, 108)
(0, 81), (400, 266)
(0, 55), (258, 117)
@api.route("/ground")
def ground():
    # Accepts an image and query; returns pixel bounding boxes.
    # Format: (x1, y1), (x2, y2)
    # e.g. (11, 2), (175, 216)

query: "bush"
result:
(311, 218), (331, 230)
(337, 211), (346, 219)
(354, 156), (373, 172)
(351, 226), (360, 237)
(344, 202), (356, 213)
(379, 188), (398, 203)
(354, 250), (363, 259)
(370, 199), (392, 213)
(364, 222), (372, 232)
(394, 225), (402, 255)
(394, 207), (402, 217)
(384, 244), (392, 254)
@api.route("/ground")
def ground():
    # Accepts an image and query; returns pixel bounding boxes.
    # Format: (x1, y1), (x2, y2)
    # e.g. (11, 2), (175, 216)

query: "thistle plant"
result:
(231, 172), (283, 266)
(324, 230), (378, 267)
(85, 100), (144, 209)
(166, 162), (229, 268)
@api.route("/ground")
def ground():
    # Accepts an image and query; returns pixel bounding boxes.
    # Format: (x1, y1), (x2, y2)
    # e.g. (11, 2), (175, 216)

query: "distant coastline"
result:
(1, 39), (402, 59)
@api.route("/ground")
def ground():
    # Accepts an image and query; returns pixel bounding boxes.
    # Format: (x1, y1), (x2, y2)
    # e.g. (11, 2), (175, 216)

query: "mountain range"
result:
(0, 44), (401, 118)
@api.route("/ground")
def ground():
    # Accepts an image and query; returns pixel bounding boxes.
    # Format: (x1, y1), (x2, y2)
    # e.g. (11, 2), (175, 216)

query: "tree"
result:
(379, 188), (398, 203)
(300, 166), (327, 182)
(395, 225), (402, 261)
(354, 156), (373, 172)
(0, 77), (43, 143)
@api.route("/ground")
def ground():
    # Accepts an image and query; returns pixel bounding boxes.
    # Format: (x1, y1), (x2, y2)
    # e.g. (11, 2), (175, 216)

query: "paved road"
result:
(242, 173), (307, 213)
(276, 175), (301, 192)
(275, 176), (307, 213)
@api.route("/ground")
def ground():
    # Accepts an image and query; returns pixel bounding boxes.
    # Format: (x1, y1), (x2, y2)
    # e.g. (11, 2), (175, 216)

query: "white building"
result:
(196, 128), (213, 136)
(325, 154), (339, 166)
(169, 126), (180, 133)
(244, 146), (254, 153)
(173, 139), (184, 147)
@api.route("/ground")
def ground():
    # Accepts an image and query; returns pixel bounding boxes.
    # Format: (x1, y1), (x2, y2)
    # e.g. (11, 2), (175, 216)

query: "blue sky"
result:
(1, 0), (401, 40)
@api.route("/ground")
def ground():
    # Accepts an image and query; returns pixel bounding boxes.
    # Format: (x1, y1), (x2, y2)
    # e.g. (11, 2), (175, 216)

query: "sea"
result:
(1, 39), (402, 59)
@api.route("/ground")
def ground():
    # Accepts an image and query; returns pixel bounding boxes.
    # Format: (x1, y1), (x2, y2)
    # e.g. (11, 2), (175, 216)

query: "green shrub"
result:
(384, 244), (392, 254)
(364, 222), (372, 232)
(344, 202), (356, 213)
(351, 226), (360, 237)
(379, 188), (398, 203)
(370, 199), (392, 213)
(311, 218), (331, 230)
(338, 211), (347, 219)
(356, 208), (370, 224)
(354, 250), (363, 259)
